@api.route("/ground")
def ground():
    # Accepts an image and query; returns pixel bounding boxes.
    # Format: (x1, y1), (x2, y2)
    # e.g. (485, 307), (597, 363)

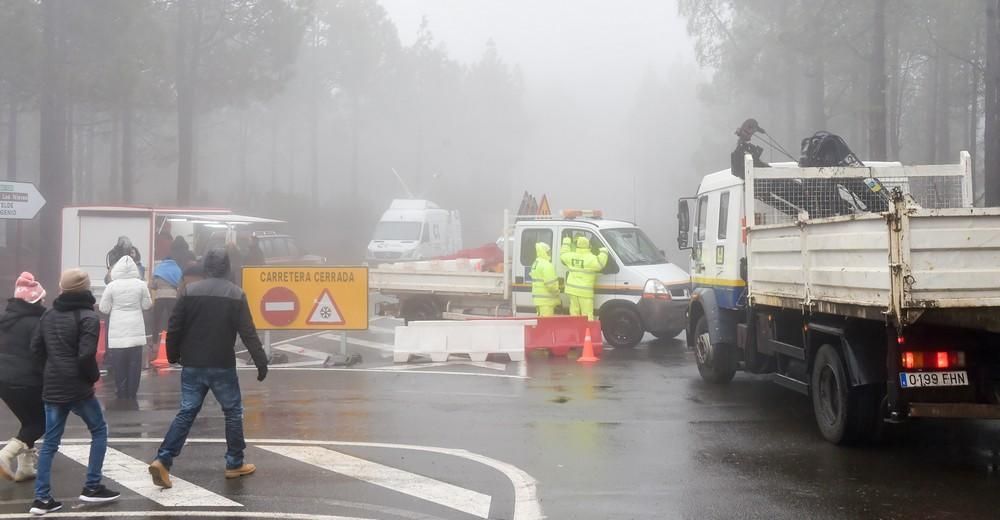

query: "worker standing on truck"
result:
(529, 242), (560, 317)
(560, 235), (608, 320)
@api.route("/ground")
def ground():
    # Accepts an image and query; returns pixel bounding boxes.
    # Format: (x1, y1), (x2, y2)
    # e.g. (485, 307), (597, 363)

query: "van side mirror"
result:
(677, 198), (694, 250)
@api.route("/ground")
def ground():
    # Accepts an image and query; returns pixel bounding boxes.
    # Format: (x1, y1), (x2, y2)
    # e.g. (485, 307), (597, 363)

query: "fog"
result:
(3, 0), (998, 285)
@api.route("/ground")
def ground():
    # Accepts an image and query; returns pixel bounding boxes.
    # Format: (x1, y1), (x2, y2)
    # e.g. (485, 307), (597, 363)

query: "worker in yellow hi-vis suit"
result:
(529, 242), (560, 317)
(560, 235), (608, 320)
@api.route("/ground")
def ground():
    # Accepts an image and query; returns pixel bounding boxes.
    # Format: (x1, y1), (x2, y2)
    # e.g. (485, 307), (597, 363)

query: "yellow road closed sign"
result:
(243, 266), (369, 331)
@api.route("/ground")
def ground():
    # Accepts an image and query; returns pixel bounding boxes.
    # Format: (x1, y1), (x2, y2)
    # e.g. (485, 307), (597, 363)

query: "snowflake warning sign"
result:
(307, 289), (345, 325)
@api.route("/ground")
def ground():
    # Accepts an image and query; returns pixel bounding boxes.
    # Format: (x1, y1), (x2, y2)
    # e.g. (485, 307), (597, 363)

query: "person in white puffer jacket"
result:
(99, 256), (152, 400)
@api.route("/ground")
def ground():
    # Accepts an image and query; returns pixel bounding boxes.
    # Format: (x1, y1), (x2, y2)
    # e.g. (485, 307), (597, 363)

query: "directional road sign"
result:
(0, 181), (45, 220)
(243, 266), (368, 330)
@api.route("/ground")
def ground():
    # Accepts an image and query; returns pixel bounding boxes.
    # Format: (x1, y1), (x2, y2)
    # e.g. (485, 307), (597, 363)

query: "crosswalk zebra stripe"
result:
(58, 445), (242, 508)
(0, 512), (373, 519)
(259, 445), (492, 519)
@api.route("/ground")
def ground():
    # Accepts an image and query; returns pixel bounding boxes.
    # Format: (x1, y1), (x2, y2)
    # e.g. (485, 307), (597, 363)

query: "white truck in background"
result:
(366, 199), (462, 264)
(677, 151), (1000, 444)
(370, 211), (691, 348)
(60, 206), (284, 297)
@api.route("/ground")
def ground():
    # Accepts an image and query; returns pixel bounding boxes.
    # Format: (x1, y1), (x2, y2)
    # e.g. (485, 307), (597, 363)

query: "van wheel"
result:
(601, 306), (644, 348)
(811, 344), (880, 444)
(401, 298), (440, 324)
(694, 316), (735, 384)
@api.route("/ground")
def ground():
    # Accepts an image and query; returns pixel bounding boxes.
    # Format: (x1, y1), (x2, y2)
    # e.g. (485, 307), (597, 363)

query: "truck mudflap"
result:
(908, 403), (1000, 420)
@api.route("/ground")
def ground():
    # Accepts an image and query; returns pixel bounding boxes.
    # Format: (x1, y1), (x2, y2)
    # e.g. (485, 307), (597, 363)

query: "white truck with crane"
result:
(677, 149), (1000, 444)
(370, 210), (691, 348)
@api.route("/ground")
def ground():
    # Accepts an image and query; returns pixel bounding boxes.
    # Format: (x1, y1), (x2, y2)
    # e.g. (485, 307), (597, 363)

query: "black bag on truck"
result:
(798, 131), (865, 167)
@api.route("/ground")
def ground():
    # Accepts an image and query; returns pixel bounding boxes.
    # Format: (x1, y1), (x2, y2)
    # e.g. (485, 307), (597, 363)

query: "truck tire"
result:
(601, 306), (644, 348)
(811, 344), (881, 444)
(401, 297), (440, 324)
(694, 316), (736, 384)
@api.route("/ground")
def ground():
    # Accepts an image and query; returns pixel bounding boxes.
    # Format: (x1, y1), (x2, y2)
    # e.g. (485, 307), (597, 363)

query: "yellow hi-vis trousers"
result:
(535, 305), (556, 317)
(569, 295), (595, 321)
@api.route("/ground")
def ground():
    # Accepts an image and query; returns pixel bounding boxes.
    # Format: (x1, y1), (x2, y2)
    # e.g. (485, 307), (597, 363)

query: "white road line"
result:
(59, 445), (242, 508)
(320, 333), (393, 353)
(274, 343), (331, 361)
(157, 366), (529, 380)
(271, 331), (329, 347)
(259, 445), (492, 519)
(274, 360), (326, 368)
(0, 513), (373, 519)
(60, 437), (544, 520)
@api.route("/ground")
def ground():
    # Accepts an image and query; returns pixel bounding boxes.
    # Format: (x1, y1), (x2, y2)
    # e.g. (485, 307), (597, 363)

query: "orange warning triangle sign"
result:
(306, 289), (345, 325)
(538, 195), (551, 216)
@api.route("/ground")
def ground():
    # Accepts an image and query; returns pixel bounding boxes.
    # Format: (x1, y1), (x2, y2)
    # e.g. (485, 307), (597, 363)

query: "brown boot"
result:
(148, 459), (172, 489)
(224, 463), (256, 479)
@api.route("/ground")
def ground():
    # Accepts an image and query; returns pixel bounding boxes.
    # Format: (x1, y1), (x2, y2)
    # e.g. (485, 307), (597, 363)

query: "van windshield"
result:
(601, 228), (667, 266)
(374, 221), (422, 241)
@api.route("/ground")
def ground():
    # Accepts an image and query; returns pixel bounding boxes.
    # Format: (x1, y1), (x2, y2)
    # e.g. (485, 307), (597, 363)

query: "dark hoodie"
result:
(30, 291), (101, 403)
(167, 249), (267, 369)
(0, 298), (46, 387)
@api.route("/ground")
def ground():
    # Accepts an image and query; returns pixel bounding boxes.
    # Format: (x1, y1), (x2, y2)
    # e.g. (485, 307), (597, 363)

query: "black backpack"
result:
(799, 132), (864, 167)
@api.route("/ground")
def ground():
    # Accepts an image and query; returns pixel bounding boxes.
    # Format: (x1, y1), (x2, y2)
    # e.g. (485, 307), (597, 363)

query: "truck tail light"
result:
(901, 351), (965, 370)
(741, 216), (747, 244)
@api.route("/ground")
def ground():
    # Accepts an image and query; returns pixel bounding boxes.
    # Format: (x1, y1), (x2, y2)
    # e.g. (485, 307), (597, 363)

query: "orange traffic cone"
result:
(577, 327), (599, 363)
(151, 331), (170, 369)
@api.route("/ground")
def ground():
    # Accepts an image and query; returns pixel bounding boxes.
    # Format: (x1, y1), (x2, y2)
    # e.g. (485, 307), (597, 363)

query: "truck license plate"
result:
(899, 371), (968, 388)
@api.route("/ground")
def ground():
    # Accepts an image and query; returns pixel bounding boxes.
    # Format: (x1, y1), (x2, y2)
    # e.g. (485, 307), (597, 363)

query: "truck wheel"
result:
(601, 306), (644, 348)
(694, 316), (735, 384)
(401, 298), (440, 324)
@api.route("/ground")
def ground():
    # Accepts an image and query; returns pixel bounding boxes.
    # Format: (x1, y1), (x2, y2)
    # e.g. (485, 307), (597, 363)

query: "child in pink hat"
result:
(0, 272), (48, 484)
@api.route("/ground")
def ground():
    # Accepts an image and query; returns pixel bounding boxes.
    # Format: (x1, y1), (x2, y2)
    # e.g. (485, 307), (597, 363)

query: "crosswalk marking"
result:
(259, 445), (492, 519)
(58, 445), (242, 508)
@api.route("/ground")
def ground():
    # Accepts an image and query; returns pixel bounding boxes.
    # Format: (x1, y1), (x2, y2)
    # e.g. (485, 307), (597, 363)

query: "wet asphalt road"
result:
(1, 321), (1000, 519)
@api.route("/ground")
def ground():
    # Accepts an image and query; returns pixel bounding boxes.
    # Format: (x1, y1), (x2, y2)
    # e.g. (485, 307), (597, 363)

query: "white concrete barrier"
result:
(393, 320), (534, 363)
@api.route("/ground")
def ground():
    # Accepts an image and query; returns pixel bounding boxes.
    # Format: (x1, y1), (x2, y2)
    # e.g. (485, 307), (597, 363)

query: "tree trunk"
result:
(176, 0), (194, 205)
(349, 93), (361, 202)
(84, 120), (95, 203)
(938, 59), (952, 162)
(38, 0), (70, 286)
(926, 51), (939, 164)
(807, 57), (826, 130)
(6, 100), (17, 179)
(985, 0), (1000, 205)
(868, 0), (888, 160)
(109, 109), (121, 202)
(121, 89), (134, 204)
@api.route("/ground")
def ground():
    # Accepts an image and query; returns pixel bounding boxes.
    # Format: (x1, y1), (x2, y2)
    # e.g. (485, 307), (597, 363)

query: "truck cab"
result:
(511, 213), (690, 347)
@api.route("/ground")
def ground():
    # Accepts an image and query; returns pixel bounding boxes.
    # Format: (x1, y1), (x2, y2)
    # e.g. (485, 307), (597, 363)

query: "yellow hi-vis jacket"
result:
(529, 242), (560, 306)
(560, 236), (608, 298)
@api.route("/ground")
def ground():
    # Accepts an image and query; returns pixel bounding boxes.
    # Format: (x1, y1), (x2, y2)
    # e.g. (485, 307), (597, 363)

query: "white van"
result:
(366, 199), (462, 263)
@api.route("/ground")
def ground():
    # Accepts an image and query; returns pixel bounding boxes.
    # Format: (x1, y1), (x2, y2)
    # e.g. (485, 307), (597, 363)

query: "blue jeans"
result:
(35, 397), (107, 500)
(157, 367), (246, 470)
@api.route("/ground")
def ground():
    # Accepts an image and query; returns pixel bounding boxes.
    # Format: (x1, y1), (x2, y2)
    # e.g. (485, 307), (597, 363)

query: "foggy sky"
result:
(379, 0), (702, 250)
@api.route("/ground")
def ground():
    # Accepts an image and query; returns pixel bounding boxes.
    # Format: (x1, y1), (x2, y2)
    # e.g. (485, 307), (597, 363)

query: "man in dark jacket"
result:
(148, 249), (268, 489)
(29, 269), (119, 515)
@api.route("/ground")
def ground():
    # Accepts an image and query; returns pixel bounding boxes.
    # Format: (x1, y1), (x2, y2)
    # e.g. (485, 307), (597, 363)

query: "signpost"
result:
(243, 266), (369, 363)
(0, 181), (46, 274)
(0, 181), (46, 220)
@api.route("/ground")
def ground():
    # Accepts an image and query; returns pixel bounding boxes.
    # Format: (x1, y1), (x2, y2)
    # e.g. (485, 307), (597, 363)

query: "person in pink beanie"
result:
(0, 272), (47, 483)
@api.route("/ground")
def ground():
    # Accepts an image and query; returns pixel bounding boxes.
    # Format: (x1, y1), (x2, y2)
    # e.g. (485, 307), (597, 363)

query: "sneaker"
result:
(148, 459), (172, 488)
(29, 498), (62, 515)
(79, 484), (120, 503)
(224, 463), (256, 479)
